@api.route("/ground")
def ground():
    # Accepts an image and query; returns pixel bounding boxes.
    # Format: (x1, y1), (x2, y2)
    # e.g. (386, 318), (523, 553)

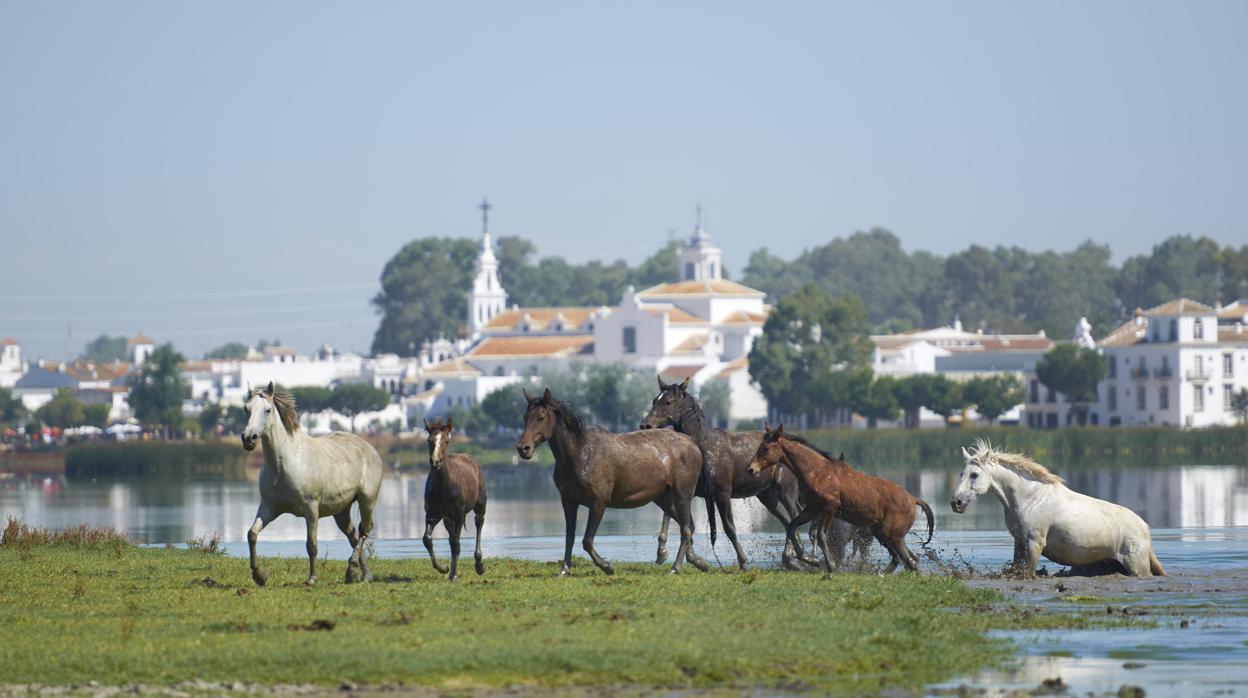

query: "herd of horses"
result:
(238, 378), (1165, 586)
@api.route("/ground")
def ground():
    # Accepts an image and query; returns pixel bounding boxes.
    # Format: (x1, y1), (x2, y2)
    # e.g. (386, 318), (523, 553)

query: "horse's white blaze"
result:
(431, 430), (449, 467)
(953, 440), (1160, 576)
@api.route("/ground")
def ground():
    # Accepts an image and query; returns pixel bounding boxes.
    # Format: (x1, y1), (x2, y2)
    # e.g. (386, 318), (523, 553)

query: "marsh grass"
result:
(1, 516), (129, 551)
(0, 538), (1116, 693)
(185, 532), (224, 555)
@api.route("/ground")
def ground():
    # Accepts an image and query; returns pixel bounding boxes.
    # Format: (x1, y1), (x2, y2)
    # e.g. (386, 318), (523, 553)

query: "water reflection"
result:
(2, 464), (1246, 545)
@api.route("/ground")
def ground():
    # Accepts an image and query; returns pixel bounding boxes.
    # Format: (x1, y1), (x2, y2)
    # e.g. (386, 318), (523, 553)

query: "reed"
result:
(806, 425), (1248, 469)
(64, 441), (249, 480)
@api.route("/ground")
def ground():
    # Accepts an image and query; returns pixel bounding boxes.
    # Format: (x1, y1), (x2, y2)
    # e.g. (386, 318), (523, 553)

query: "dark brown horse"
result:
(748, 424), (934, 573)
(422, 417), (487, 581)
(517, 387), (709, 575)
(640, 376), (824, 569)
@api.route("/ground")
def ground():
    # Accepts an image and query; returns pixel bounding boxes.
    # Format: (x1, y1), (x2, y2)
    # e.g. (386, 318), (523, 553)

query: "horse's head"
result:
(639, 375), (690, 430)
(516, 387), (555, 460)
(747, 422), (786, 477)
(241, 381), (278, 451)
(951, 443), (994, 513)
(424, 417), (453, 468)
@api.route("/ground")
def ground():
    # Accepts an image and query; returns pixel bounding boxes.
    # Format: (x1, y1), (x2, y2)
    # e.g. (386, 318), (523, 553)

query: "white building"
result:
(418, 208), (771, 424)
(0, 338), (25, 388)
(1096, 299), (1248, 428)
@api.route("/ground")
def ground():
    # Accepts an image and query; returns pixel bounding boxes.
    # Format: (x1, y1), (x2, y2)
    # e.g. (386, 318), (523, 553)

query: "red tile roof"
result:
(481, 307), (599, 333)
(638, 279), (765, 298)
(467, 335), (595, 358)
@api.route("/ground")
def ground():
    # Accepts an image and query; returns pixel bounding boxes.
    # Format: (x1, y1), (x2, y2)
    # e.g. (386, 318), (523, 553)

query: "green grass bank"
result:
(63, 441), (249, 480)
(0, 529), (1118, 693)
(807, 425), (1248, 470)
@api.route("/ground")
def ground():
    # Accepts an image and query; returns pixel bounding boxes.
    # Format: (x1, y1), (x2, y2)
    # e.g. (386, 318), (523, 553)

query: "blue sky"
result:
(2, 2), (1245, 359)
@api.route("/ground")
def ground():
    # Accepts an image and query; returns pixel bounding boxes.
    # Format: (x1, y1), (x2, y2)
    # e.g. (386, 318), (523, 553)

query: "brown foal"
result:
(422, 417), (487, 582)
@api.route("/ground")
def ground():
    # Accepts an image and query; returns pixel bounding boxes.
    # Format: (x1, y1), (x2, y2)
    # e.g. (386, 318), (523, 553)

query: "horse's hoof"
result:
(600, 564), (615, 576)
(252, 568), (269, 587)
(558, 567), (571, 577)
(668, 566), (681, 575)
(475, 560), (485, 575)
(688, 556), (710, 573)
(305, 577), (317, 587)
(655, 551), (668, 565)
(433, 563), (449, 575)
(447, 574), (459, 583)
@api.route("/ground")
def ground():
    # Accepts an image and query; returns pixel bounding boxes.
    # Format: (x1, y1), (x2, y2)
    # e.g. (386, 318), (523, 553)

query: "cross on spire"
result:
(479, 197), (492, 233)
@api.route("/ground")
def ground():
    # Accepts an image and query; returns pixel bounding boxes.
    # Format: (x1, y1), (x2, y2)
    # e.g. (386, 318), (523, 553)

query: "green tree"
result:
(0, 388), (24, 426)
(80, 334), (129, 363)
(25, 416), (43, 443)
(848, 371), (899, 428)
(204, 342), (249, 360)
(1229, 388), (1248, 424)
(198, 403), (223, 436)
(891, 374), (962, 428)
(223, 405), (247, 435)
(82, 402), (110, 429)
(748, 284), (872, 422)
(584, 363), (652, 430)
(1115, 235), (1225, 312)
(289, 386), (334, 414)
(697, 378), (732, 428)
(923, 375), (965, 423)
(481, 383), (527, 433)
(962, 374), (1025, 424)
(1035, 344), (1108, 426)
(372, 237), (479, 354)
(445, 404), (494, 439)
(127, 343), (188, 436)
(330, 383), (391, 432)
(36, 389), (86, 429)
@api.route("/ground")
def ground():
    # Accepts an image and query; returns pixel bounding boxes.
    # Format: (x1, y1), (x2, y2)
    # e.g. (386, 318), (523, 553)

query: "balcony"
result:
(1185, 368), (1211, 382)
(1152, 366), (1173, 378)
(1130, 367), (1150, 379)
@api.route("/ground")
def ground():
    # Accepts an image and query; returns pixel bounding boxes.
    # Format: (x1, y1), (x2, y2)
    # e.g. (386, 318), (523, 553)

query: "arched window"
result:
(684, 262), (695, 280)
(623, 326), (637, 354)
(1169, 319), (1177, 342)
(708, 262), (717, 278)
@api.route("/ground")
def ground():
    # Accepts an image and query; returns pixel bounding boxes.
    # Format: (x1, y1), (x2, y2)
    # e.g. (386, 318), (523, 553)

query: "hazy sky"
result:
(2, 2), (1245, 360)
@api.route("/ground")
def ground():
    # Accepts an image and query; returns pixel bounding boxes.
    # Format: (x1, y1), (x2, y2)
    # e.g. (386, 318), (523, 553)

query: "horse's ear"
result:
(838, 451), (845, 461)
(961, 446), (972, 461)
(265, 381), (275, 396)
(678, 377), (690, 393)
(423, 418), (431, 431)
(776, 423), (785, 435)
(522, 387), (534, 403)
(445, 417), (453, 431)
(763, 421), (771, 433)
(542, 387), (552, 403)
(657, 375), (667, 391)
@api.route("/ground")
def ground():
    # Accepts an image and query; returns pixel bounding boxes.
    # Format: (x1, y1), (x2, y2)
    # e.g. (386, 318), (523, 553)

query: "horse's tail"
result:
(1149, 549), (1166, 576)
(705, 493), (718, 548)
(916, 498), (935, 546)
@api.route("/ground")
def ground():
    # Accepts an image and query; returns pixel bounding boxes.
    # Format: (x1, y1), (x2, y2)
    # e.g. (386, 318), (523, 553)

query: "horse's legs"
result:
(716, 492), (748, 571)
(303, 514), (319, 586)
(423, 517), (448, 574)
(247, 503), (277, 587)
(758, 485), (815, 567)
(817, 516), (838, 574)
(672, 493), (709, 574)
(355, 495), (375, 583)
(655, 513), (671, 565)
(582, 501), (614, 575)
(447, 517), (463, 582)
(1024, 537), (1046, 579)
(473, 503), (486, 576)
(338, 506), (366, 584)
(559, 497), (578, 577)
(783, 505), (821, 568)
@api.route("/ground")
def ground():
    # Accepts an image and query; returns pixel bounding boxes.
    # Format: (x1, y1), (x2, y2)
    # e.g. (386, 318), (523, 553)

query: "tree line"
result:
(371, 230), (1248, 353)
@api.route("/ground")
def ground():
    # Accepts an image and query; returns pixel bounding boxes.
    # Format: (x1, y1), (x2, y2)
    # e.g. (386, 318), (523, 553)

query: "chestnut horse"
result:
(517, 387), (709, 576)
(748, 424), (934, 573)
(422, 417), (487, 582)
(640, 376), (822, 569)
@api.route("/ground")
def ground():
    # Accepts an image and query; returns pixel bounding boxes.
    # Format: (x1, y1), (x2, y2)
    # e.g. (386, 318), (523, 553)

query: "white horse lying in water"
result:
(951, 440), (1164, 578)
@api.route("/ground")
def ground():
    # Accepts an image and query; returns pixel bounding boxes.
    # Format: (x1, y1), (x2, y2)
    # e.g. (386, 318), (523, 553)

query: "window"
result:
(623, 326), (637, 354)
(1029, 380), (1040, 403)
(1224, 384), (1234, 411)
(1193, 384), (1204, 412)
(1224, 353), (1234, 378)
(1108, 356), (1117, 378)
(1137, 387), (1146, 410)
(1159, 385), (1168, 410)
(684, 262), (695, 280)
(1045, 386), (1056, 403)
(1194, 319), (1204, 339)
(1169, 319), (1177, 342)
(1108, 386), (1117, 411)
(708, 262), (717, 278)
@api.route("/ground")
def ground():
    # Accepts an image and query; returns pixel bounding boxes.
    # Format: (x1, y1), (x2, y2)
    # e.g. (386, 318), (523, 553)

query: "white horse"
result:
(242, 382), (384, 586)
(951, 440), (1164, 578)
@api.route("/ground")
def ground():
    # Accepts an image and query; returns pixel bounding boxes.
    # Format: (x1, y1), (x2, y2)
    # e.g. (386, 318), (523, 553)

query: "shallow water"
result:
(3, 463), (1247, 696)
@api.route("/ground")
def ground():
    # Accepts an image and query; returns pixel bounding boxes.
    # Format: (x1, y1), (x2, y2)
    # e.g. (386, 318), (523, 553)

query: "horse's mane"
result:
(249, 388), (300, 434)
(532, 396), (592, 438)
(966, 438), (1063, 485)
(425, 417), (446, 431)
(776, 432), (844, 466)
(669, 387), (711, 433)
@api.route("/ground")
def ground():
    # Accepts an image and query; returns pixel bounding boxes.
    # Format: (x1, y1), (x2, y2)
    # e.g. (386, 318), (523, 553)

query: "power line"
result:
(0, 281), (376, 303)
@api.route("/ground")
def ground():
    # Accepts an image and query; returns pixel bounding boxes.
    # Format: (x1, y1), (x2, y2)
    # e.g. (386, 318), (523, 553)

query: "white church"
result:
(410, 204), (770, 424)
